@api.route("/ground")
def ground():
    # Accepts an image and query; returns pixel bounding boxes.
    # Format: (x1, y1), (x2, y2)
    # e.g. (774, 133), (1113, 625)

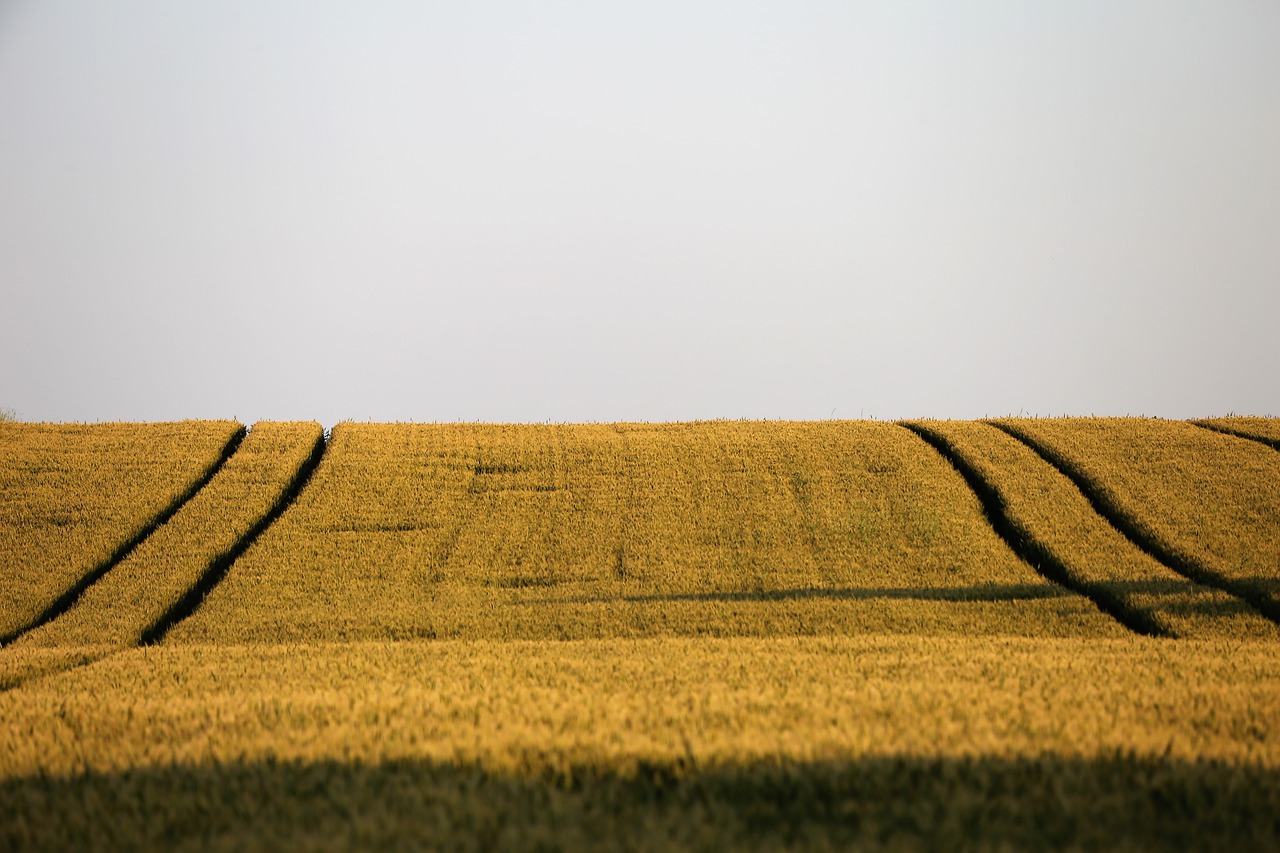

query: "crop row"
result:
(6, 634), (1280, 775)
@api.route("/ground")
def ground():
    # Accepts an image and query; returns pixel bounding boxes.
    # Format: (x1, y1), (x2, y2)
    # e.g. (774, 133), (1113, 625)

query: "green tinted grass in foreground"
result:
(5, 753), (1277, 852)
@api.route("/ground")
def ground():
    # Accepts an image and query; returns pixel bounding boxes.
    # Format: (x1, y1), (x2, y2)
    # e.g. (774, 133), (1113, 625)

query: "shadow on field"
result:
(529, 578), (1280, 609)
(527, 582), (1076, 606)
(3, 754), (1278, 850)
(513, 578), (1280, 646)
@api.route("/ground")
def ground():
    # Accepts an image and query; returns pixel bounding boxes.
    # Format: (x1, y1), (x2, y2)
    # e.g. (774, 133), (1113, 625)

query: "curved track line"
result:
(139, 429), (328, 645)
(0, 427), (247, 647)
(987, 420), (1280, 627)
(900, 423), (1167, 638)
(1190, 420), (1280, 452)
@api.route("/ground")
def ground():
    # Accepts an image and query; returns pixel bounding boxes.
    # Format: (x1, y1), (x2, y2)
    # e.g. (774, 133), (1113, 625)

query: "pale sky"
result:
(1, 1), (1277, 426)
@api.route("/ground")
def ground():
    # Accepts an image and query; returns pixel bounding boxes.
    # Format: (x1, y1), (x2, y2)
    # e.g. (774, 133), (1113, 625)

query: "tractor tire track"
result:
(0, 427), (247, 647)
(900, 423), (1167, 637)
(139, 429), (327, 645)
(1191, 420), (1280, 453)
(988, 420), (1280, 627)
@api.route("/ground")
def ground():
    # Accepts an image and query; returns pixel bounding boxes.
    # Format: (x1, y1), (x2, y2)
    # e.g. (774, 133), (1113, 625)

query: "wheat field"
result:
(993, 417), (1280, 624)
(170, 421), (1118, 644)
(0, 421), (241, 642)
(2, 417), (1278, 850)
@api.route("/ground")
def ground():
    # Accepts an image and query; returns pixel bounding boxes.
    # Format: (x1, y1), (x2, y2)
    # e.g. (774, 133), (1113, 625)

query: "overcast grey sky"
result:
(1, 1), (1276, 426)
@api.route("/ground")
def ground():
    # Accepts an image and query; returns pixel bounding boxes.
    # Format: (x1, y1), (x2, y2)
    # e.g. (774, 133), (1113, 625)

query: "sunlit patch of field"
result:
(2, 417), (1279, 849)
(9, 635), (1280, 772)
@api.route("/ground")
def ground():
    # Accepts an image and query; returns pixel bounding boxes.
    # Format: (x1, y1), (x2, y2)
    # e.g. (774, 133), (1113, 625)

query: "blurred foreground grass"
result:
(3, 636), (1279, 850)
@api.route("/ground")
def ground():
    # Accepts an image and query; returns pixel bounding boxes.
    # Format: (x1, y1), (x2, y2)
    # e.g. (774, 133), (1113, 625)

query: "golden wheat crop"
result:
(167, 421), (1122, 643)
(13, 635), (1280, 772)
(3, 419), (1280, 850)
(3, 636), (1279, 849)
(9, 635), (1280, 772)
(1195, 416), (1280, 448)
(993, 418), (1280, 621)
(910, 420), (1278, 640)
(0, 421), (242, 641)
(9, 422), (322, 650)
(0, 646), (108, 691)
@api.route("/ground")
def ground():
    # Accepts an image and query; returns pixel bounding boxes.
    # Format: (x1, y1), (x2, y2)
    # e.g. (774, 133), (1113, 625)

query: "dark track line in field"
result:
(0, 648), (121, 695)
(521, 583), (1074, 606)
(1190, 420), (1280, 452)
(0, 427), (248, 648)
(987, 420), (1280, 628)
(900, 422), (1168, 638)
(520, 576), (1240, 607)
(139, 429), (328, 646)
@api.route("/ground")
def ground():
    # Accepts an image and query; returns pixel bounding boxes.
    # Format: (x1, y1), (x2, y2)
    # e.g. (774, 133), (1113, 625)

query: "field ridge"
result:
(0, 426), (246, 646)
(901, 422), (1165, 637)
(140, 427), (328, 645)
(988, 420), (1280, 627)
